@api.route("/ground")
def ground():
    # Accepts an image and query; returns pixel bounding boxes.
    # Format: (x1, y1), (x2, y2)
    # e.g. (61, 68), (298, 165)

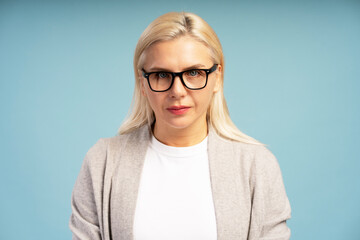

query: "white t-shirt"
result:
(133, 135), (217, 240)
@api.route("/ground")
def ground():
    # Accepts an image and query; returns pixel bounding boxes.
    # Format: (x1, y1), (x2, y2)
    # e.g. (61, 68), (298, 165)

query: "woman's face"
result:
(141, 36), (221, 134)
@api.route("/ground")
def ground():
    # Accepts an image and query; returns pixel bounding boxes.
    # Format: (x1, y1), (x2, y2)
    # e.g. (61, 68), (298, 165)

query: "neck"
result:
(153, 120), (208, 147)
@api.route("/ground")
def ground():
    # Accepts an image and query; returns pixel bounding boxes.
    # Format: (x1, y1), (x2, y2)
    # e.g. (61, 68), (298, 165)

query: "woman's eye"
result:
(188, 70), (198, 76)
(158, 72), (169, 78)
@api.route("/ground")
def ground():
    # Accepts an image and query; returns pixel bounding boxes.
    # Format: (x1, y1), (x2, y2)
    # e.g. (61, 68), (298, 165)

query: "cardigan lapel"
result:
(208, 128), (249, 240)
(110, 126), (151, 240)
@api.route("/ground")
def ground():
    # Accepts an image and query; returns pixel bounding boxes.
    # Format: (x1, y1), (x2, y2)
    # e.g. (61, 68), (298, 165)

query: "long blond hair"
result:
(118, 12), (260, 144)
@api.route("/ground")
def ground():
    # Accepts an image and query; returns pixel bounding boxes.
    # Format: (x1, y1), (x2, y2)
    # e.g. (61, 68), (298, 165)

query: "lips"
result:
(166, 105), (191, 115)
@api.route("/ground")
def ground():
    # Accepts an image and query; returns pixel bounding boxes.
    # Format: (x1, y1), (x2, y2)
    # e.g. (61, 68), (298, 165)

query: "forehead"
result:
(142, 36), (213, 71)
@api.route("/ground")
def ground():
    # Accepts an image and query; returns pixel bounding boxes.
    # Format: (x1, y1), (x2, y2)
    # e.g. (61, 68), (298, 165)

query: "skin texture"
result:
(140, 36), (222, 147)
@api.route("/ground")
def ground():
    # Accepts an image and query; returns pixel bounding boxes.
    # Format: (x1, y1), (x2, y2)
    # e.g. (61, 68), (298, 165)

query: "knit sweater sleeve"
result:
(248, 146), (291, 240)
(69, 139), (108, 240)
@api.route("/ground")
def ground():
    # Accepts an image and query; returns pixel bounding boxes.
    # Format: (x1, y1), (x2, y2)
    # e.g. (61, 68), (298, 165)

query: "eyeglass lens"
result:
(148, 69), (207, 91)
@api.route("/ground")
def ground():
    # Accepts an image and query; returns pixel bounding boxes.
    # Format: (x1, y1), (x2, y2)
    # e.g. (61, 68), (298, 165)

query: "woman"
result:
(69, 12), (291, 240)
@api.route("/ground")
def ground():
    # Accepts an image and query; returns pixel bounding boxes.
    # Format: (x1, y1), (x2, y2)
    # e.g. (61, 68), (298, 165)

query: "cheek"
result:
(145, 91), (164, 112)
(193, 91), (214, 110)
(145, 94), (156, 109)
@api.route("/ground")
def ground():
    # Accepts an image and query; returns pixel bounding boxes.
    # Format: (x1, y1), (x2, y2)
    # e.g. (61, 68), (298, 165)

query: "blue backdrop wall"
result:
(1, 0), (359, 239)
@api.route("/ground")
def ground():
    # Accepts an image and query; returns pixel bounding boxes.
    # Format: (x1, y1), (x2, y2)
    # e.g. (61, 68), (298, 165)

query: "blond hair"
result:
(118, 12), (260, 144)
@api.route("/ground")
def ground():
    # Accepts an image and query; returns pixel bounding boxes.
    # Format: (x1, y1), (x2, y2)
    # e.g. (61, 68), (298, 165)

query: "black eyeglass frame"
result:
(142, 64), (218, 92)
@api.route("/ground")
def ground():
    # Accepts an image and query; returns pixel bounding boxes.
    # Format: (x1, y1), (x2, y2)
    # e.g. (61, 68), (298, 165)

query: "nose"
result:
(169, 75), (187, 98)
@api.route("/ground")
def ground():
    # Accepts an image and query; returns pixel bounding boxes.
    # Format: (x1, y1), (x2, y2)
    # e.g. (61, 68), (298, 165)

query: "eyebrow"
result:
(147, 64), (208, 72)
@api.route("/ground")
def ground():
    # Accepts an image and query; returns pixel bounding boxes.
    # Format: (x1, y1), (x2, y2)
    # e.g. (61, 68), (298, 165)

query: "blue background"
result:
(1, 0), (359, 239)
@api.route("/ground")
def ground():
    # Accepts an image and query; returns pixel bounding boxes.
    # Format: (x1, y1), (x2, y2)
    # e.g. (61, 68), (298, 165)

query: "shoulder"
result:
(210, 129), (277, 164)
(84, 125), (151, 170)
(209, 129), (281, 179)
(228, 138), (286, 198)
(232, 140), (279, 169)
(233, 141), (281, 181)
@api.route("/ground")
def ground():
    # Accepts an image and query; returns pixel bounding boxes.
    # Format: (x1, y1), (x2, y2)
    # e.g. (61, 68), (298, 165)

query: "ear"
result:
(213, 64), (222, 93)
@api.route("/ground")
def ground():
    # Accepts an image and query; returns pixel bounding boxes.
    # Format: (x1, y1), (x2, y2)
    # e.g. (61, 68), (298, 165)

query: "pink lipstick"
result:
(167, 105), (190, 115)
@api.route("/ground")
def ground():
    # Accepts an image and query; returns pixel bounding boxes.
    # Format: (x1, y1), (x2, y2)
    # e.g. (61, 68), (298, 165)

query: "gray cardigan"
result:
(69, 125), (291, 240)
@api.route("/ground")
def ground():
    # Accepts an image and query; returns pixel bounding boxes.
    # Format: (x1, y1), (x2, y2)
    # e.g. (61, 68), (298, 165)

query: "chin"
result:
(167, 123), (192, 130)
(164, 119), (194, 130)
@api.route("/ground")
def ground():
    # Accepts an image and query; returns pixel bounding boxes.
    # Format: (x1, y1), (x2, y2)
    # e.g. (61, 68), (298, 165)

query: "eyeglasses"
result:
(142, 64), (218, 92)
